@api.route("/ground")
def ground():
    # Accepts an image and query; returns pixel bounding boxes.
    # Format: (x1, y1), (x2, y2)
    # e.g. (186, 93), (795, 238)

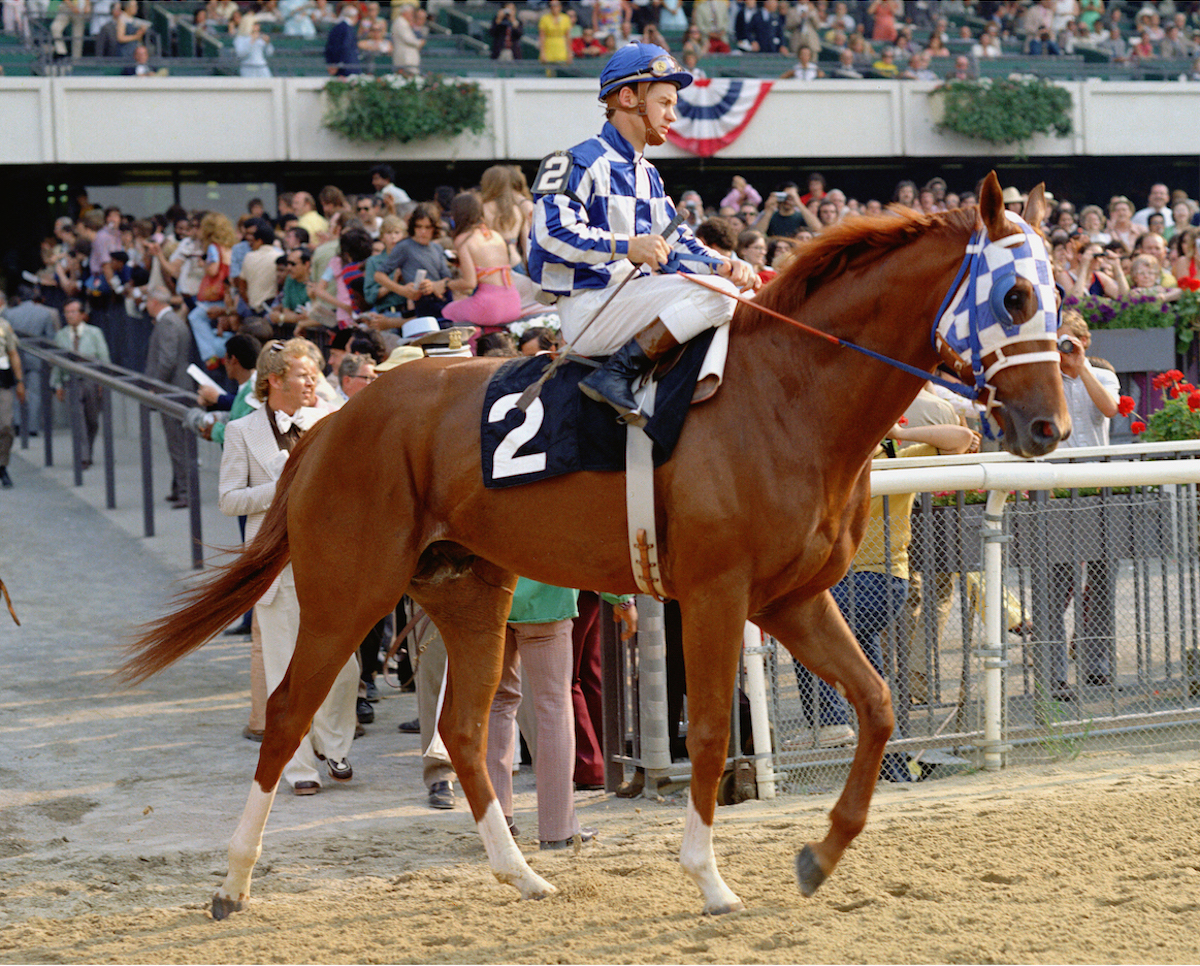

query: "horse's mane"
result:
(734, 206), (980, 334)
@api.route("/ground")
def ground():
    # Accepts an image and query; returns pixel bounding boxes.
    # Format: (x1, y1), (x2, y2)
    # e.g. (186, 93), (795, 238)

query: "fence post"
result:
(140, 404), (155, 538)
(101, 386), (116, 509)
(40, 371), (53, 467)
(979, 490), (1011, 771)
(67, 375), (84, 486)
(636, 595), (673, 790)
(742, 622), (776, 799)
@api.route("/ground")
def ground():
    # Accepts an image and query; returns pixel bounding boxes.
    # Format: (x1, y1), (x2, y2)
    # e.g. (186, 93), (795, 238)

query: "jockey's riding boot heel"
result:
(578, 318), (679, 427)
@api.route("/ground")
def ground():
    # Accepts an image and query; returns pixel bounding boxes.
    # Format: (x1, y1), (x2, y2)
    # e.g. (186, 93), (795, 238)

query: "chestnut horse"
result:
(122, 174), (1067, 918)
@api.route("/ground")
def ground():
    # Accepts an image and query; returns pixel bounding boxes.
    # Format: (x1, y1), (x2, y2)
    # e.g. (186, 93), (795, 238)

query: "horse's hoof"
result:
(702, 898), (746, 916)
(211, 892), (245, 921)
(795, 845), (828, 897)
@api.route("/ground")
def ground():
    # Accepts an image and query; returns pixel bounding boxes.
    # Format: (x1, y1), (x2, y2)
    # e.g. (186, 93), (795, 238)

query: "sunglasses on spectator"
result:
(357, 204), (373, 212)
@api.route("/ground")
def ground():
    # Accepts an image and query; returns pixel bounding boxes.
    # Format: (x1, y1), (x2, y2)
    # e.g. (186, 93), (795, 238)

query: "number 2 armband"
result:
(532, 150), (582, 205)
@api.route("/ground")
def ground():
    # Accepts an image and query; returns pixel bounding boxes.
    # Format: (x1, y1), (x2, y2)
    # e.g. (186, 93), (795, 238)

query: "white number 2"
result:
(488, 393), (548, 479)
(532, 153), (571, 195)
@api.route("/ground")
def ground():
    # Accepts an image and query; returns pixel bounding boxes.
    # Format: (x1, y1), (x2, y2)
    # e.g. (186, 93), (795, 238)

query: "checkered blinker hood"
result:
(934, 211), (1060, 439)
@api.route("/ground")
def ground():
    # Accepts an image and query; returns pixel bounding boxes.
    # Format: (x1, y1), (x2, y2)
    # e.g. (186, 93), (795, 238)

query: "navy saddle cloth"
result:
(481, 329), (716, 489)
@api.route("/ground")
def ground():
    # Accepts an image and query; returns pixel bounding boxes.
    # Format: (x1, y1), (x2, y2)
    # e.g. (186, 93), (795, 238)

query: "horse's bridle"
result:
(932, 212), (1061, 440)
(679, 211), (1060, 441)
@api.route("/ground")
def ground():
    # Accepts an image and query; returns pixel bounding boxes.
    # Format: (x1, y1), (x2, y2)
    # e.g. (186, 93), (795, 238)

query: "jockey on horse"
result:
(528, 43), (761, 425)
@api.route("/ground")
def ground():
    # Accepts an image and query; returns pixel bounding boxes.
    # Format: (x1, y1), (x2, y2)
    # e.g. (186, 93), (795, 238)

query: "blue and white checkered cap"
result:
(598, 43), (693, 101)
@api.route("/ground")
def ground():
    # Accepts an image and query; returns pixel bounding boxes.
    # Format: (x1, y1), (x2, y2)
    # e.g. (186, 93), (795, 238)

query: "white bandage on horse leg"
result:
(215, 781), (277, 910)
(679, 797), (744, 915)
(478, 799), (556, 900)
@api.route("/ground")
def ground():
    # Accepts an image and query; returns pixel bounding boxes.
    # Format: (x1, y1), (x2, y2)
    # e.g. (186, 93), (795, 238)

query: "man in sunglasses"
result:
(355, 195), (382, 239)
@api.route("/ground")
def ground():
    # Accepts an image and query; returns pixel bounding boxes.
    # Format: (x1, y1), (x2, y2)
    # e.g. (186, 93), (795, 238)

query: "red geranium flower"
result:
(898, 416), (908, 426)
(1170, 386), (1181, 398)
(1152, 373), (1170, 390)
(1189, 392), (1200, 412)
(1131, 420), (1147, 434)
(1179, 277), (1200, 291)
(1168, 369), (1184, 383)
(1117, 395), (1136, 416)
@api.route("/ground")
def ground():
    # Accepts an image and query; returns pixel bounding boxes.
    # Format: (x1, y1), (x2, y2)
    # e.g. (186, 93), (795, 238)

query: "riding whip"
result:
(515, 211), (687, 413)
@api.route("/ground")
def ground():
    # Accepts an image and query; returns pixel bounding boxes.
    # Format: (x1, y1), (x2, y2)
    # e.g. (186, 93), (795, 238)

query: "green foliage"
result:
(935, 78), (1072, 152)
(322, 74), (487, 145)
(1036, 696), (1093, 761)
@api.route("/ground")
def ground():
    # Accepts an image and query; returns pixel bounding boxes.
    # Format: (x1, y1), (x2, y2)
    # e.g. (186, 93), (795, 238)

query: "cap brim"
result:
(599, 70), (692, 101)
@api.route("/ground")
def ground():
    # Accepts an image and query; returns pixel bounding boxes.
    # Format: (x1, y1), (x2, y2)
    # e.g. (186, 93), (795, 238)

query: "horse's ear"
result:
(1022, 184), (1048, 231)
(978, 172), (1013, 238)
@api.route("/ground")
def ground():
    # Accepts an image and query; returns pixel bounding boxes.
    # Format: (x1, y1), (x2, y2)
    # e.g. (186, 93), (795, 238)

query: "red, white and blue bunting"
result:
(665, 78), (772, 158)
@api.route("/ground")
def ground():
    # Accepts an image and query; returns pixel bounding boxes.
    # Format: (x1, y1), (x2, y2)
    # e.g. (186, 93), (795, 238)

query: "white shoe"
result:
(816, 724), (856, 748)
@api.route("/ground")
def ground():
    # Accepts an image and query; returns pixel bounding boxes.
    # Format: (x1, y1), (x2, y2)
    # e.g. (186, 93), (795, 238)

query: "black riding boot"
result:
(579, 318), (678, 426)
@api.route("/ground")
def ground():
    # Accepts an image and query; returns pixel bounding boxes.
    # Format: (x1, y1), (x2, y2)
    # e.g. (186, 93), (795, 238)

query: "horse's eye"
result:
(1003, 287), (1024, 317)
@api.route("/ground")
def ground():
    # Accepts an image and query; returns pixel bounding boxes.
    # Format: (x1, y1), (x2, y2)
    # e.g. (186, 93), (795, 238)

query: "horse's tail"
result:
(118, 425), (320, 686)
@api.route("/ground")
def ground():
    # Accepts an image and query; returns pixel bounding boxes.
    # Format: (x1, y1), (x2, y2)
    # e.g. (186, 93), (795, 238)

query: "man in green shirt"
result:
(269, 246), (314, 333)
(485, 579), (635, 848)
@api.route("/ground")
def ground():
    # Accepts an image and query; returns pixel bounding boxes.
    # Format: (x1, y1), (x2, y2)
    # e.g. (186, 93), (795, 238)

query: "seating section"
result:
(6, 1), (1200, 81)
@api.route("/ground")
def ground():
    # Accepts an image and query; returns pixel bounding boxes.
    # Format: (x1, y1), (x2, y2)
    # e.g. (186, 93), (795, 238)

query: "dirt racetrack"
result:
(3, 438), (1200, 964)
(2, 750), (1199, 965)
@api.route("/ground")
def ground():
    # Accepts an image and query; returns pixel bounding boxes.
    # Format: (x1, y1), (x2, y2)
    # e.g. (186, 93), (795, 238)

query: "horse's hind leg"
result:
(755, 589), (893, 897)
(213, 567), (401, 918)
(411, 556), (555, 901)
(676, 591), (752, 915)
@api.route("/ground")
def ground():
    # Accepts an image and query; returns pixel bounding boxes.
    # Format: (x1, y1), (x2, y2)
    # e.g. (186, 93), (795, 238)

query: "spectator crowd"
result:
(10, 1), (1200, 82)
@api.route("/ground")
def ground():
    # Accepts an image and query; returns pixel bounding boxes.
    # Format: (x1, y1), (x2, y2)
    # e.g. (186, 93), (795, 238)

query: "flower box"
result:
(1087, 328), (1177, 373)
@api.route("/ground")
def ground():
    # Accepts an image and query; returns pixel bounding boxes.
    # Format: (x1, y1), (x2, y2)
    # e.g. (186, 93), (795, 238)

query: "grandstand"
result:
(2, 1), (1196, 81)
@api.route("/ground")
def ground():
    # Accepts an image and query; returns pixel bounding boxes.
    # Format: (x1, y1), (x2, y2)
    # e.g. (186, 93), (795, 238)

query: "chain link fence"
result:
(608, 444), (1200, 799)
(770, 445), (1200, 793)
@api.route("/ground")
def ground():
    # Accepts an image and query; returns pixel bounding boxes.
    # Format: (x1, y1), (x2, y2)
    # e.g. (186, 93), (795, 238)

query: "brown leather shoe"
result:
(293, 781), (320, 796)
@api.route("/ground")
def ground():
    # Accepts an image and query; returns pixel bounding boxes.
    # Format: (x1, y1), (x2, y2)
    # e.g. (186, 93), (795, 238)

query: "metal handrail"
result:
(18, 337), (207, 570)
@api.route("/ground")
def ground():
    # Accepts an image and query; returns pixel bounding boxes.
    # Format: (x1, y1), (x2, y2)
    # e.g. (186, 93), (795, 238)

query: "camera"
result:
(1057, 336), (1076, 354)
(773, 191), (788, 202)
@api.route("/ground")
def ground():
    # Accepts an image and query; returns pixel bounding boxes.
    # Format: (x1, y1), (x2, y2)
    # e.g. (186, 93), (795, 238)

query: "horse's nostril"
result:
(1035, 419), (1060, 440)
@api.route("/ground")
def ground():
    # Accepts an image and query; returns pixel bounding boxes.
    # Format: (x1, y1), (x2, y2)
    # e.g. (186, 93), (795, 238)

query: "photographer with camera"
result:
(1045, 309), (1121, 700)
(1057, 231), (1129, 299)
(751, 181), (818, 238)
(489, 1), (522, 60)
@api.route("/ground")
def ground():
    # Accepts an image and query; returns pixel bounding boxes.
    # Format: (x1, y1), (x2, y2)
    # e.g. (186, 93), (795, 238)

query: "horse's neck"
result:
(725, 230), (966, 486)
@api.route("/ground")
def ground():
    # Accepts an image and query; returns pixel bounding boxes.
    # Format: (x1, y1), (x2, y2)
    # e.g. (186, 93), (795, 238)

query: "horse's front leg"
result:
(212, 781), (277, 919)
(413, 561), (556, 902)
(756, 589), (893, 897)
(676, 593), (751, 915)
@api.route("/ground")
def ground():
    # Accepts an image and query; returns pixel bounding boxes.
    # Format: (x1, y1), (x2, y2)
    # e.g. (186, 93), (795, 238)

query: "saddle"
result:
(480, 329), (718, 490)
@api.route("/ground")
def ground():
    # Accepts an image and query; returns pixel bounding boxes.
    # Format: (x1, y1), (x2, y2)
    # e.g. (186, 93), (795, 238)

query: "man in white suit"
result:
(218, 338), (360, 795)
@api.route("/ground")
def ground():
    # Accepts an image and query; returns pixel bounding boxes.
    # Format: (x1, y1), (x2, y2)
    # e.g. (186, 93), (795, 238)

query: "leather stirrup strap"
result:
(634, 316), (679, 360)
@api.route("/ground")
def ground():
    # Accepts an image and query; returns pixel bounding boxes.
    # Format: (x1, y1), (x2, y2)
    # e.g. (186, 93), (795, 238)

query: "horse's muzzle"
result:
(997, 405), (1071, 458)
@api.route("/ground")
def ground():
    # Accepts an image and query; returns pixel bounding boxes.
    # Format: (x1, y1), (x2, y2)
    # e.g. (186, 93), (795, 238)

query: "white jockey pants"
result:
(257, 563), (360, 789)
(556, 270), (739, 356)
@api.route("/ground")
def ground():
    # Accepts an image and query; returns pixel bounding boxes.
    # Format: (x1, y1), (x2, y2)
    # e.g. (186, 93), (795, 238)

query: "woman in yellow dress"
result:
(538, 0), (573, 65)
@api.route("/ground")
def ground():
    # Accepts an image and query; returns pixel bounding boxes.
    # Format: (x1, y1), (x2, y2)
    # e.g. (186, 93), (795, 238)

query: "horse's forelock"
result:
(734, 206), (978, 333)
